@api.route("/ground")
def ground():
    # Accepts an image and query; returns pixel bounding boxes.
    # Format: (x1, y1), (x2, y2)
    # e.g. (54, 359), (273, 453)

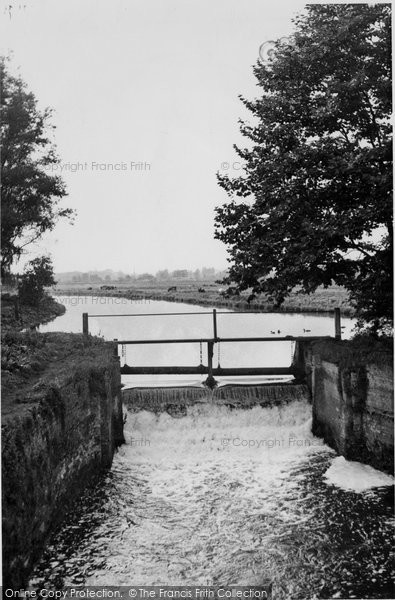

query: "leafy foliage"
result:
(19, 256), (57, 306)
(214, 5), (392, 331)
(0, 58), (74, 276)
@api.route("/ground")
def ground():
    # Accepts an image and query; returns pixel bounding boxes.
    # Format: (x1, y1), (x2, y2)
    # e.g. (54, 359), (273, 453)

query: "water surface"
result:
(29, 401), (394, 598)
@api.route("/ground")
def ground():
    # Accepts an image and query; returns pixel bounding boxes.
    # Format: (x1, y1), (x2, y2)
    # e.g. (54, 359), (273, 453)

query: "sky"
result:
(0, 0), (310, 274)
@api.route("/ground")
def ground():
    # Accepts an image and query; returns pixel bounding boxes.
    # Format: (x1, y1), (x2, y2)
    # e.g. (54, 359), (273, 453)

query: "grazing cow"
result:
(198, 287), (206, 293)
(168, 286), (177, 292)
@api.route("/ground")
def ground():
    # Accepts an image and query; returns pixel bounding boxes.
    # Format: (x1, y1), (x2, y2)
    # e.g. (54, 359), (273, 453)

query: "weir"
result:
(122, 383), (310, 414)
(82, 308), (342, 389)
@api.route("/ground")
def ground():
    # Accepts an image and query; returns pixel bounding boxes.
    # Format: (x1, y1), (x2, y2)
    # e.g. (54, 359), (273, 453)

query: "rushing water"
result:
(32, 297), (394, 597)
(29, 401), (394, 597)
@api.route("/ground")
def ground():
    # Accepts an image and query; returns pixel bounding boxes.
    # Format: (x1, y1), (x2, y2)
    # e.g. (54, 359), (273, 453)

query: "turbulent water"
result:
(29, 400), (394, 599)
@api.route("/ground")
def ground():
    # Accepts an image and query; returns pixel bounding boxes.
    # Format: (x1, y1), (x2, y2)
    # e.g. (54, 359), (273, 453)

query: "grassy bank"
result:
(2, 292), (69, 421)
(1, 293), (66, 334)
(1, 331), (114, 422)
(1, 332), (123, 588)
(1, 294), (123, 588)
(52, 281), (354, 315)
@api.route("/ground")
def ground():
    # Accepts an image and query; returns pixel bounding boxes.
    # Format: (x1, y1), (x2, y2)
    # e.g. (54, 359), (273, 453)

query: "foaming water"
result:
(29, 400), (394, 598)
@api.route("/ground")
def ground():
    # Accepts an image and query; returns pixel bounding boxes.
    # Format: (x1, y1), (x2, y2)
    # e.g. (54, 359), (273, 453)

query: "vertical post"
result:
(207, 341), (214, 377)
(334, 308), (341, 340)
(82, 312), (89, 336)
(213, 309), (218, 340)
(113, 339), (119, 358)
(205, 341), (217, 388)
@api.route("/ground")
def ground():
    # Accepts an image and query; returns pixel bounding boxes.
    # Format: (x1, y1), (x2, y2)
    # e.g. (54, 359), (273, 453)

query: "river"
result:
(30, 297), (394, 598)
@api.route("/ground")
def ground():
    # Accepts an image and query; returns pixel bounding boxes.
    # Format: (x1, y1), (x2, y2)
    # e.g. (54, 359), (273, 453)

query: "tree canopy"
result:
(18, 255), (57, 306)
(214, 4), (392, 331)
(0, 58), (73, 277)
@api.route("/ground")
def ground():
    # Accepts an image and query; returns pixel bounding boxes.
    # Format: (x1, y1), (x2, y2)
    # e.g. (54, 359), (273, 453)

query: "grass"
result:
(1, 331), (115, 422)
(1, 291), (116, 422)
(53, 280), (354, 315)
(1, 293), (66, 333)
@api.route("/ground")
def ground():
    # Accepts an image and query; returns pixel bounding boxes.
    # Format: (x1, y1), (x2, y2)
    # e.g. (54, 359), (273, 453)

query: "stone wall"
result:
(300, 339), (394, 474)
(2, 342), (124, 588)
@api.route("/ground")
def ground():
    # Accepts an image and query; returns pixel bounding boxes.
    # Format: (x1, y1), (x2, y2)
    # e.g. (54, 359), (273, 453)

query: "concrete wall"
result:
(2, 343), (124, 588)
(297, 339), (394, 474)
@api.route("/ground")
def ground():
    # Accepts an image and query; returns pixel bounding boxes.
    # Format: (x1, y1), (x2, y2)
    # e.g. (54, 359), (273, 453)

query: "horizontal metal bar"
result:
(89, 311), (214, 318)
(215, 336), (332, 342)
(90, 311), (276, 317)
(215, 311), (338, 315)
(120, 365), (294, 376)
(87, 310), (337, 317)
(121, 365), (207, 375)
(115, 336), (332, 345)
(116, 338), (213, 345)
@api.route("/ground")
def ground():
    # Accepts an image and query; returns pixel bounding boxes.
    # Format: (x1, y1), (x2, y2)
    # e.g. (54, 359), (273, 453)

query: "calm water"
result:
(32, 297), (394, 597)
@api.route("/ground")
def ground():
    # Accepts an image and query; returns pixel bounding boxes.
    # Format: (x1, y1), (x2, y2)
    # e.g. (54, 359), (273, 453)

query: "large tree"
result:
(215, 4), (392, 330)
(0, 58), (73, 277)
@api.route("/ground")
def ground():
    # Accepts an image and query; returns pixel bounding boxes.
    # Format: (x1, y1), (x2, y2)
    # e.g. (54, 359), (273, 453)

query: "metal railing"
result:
(81, 308), (342, 387)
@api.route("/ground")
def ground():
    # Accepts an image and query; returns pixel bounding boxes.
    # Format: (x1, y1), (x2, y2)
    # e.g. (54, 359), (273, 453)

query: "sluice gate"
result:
(82, 308), (342, 388)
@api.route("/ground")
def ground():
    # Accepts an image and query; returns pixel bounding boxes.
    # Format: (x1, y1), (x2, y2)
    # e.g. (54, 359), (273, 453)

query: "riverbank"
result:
(52, 281), (354, 315)
(1, 293), (125, 587)
(2, 331), (115, 420)
(2, 292), (68, 420)
(1, 292), (65, 334)
(2, 333), (124, 588)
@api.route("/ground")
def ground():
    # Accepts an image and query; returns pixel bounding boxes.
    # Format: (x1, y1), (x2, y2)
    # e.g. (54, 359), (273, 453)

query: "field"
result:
(53, 280), (354, 315)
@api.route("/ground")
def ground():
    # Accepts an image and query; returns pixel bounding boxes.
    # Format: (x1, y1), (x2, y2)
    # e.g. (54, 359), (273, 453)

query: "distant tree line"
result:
(66, 267), (225, 284)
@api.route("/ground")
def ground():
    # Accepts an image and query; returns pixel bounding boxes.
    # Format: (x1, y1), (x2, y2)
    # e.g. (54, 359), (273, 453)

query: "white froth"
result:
(324, 456), (394, 492)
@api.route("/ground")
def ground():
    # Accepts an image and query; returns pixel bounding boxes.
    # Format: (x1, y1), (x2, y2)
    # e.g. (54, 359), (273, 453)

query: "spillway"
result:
(29, 398), (394, 598)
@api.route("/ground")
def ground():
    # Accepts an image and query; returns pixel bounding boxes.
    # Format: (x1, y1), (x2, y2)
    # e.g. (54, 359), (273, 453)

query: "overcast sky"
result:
(1, 0), (309, 274)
